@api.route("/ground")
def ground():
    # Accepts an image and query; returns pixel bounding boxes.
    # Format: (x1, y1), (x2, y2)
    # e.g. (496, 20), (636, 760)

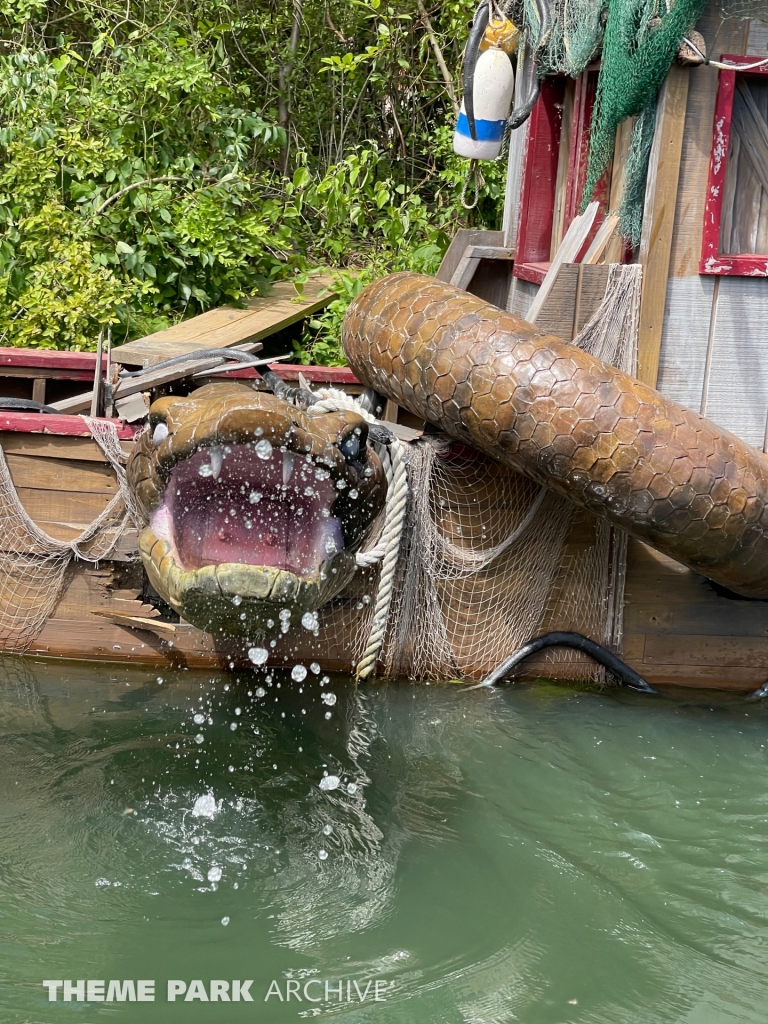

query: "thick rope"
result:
(307, 387), (409, 680)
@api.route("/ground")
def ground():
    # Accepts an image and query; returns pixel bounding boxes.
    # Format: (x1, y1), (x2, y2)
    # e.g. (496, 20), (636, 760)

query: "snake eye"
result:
(339, 425), (367, 462)
(340, 433), (360, 461)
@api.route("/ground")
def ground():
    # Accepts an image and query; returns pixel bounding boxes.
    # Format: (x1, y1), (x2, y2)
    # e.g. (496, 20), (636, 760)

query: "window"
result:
(514, 68), (614, 283)
(701, 58), (768, 276)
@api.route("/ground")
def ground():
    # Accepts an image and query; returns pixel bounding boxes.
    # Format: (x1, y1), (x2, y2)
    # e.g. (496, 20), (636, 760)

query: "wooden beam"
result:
(525, 201), (599, 324)
(637, 66), (690, 387)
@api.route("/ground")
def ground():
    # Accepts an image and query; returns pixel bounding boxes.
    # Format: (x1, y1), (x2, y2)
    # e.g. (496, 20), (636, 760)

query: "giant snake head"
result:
(126, 382), (387, 636)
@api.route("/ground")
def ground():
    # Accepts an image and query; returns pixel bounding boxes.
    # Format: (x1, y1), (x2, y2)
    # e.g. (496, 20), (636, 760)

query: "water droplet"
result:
(157, 676), (163, 685)
(321, 692), (337, 706)
(279, 608), (291, 621)
(346, 783), (358, 795)
(310, 662), (321, 674)
(207, 865), (223, 883)
(221, 916), (230, 926)
(249, 490), (262, 504)
(291, 664), (307, 682)
(230, 722), (237, 731)
(248, 647), (268, 666)
(318, 849), (328, 861)
(319, 775), (340, 792)
(349, 489), (358, 499)
(324, 711), (332, 720)
(254, 687), (266, 698)
(191, 793), (217, 818)
(193, 713), (205, 725)
(320, 675), (330, 687)
(255, 439), (273, 460)
(301, 612), (318, 631)
(194, 733), (205, 744)
(235, 707), (242, 715)
(231, 595), (242, 607)
(322, 824), (333, 836)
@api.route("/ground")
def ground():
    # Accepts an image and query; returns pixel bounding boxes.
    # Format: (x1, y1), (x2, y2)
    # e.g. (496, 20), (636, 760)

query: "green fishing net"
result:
(581, 0), (707, 218)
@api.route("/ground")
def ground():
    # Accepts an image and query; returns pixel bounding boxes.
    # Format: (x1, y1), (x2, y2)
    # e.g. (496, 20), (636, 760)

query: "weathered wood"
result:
(637, 66), (690, 386)
(582, 213), (619, 264)
(0, 431), (132, 463)
(111, 276), (334, 366)
(31, 378), (46, 404)
(532, 263), (611, 340)
(525, 202), (599, 323)
(4, 452), (118, 494)
(437, 229), (504, 286)
(668, 11), (749, 278)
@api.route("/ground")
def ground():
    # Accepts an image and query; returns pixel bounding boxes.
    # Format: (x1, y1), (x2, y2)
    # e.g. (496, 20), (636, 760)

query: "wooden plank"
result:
(4, 452), (118, 494)
(582, 213), (619, 264)
(525, 202), (599, 323)
(0, 412), (136, 438)
(550, 80), (575, 258)
(702, 275), (768, 448)
(436, 229), (503, 285)
(31, 379), (46, 404)
(450, 245), (482, 291)
(637, 66), (690, 386)
(111, 276), (334, 366)
(515, 78), (568, 266)
(14, 487), (118, 524)
(533, 264), (610, 339)
(0, 431), (132, 463)
(670, 10), (749, 277)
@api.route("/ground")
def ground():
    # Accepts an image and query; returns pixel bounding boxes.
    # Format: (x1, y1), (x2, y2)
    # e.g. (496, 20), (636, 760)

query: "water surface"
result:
(1, 657), (767, 1022)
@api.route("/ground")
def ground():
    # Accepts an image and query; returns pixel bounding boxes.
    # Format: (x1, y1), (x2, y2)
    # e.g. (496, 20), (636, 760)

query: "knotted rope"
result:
(307, 388), (409, 680)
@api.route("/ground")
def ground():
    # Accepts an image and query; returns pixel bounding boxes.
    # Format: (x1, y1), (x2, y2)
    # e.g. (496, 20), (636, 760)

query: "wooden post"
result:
(90, 329), (104, 418)
(637, 66), (690, 387)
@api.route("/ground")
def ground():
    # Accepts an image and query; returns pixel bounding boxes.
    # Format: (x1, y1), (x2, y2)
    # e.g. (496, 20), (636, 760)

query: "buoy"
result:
(454, 46), (515, 160)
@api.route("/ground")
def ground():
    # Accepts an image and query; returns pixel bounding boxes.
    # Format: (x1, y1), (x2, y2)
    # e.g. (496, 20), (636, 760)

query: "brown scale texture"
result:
(343, 272), (768, 598)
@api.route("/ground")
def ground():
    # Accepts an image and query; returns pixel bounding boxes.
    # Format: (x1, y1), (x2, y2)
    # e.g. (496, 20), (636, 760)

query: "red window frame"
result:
(514, 68), (611, 284)
(701, 57), (768, 277)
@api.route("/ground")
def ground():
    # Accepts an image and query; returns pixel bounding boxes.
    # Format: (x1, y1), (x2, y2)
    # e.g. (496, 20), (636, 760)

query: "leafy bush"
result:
(0, 0), (506, 356)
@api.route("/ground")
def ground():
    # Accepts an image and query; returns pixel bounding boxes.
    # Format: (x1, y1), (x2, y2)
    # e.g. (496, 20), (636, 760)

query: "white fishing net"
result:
(0, 418), (141, 653)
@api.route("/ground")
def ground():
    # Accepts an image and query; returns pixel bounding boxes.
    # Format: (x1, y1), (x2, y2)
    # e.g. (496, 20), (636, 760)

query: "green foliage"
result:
(0, 0), (505, 354)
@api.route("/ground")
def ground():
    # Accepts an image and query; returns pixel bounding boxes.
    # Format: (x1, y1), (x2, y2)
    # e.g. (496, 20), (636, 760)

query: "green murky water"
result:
(1, 658), (768, 1023)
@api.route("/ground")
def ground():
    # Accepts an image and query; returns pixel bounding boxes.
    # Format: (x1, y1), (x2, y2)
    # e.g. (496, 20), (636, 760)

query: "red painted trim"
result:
(701, 58), (768, 276)
(205, 363), (362, 384)
(514, 261), (551, 284)
(0, 347), (106, 370)
(514, 78), (567, 271)
(0, 413), (137, 438)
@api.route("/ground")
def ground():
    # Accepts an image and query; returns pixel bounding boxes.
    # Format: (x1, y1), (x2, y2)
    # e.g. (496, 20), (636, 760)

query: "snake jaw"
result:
(127, 382), (386, 636)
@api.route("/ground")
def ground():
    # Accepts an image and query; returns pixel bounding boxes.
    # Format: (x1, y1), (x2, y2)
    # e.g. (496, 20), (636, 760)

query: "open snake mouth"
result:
(151, 444), (345, 578)
(126, 383), (387, 635)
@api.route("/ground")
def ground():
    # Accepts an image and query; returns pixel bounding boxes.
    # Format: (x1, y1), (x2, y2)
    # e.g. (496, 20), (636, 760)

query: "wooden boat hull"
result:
(0, 357), (765, 692)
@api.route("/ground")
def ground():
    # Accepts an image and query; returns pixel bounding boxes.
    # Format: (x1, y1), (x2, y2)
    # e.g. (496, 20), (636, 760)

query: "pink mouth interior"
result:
(150, 443), (344, 577)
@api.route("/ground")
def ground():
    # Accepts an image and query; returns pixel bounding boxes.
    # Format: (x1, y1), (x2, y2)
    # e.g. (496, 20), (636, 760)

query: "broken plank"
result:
(111, 276), (335, 366)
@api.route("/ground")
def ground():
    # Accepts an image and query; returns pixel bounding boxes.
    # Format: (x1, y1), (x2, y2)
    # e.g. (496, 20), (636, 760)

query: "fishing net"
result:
(323, 263), (642, 684)
(0, 418), (141, 653)
(718, 0), (768, 19)
(581, 0), (707, 216)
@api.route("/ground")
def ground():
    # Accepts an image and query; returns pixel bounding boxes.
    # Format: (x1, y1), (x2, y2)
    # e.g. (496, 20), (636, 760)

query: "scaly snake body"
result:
(342, 272), (768, 599)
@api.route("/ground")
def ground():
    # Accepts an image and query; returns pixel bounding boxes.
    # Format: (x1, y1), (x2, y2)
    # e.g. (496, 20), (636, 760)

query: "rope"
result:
(306, 387), (410, 681)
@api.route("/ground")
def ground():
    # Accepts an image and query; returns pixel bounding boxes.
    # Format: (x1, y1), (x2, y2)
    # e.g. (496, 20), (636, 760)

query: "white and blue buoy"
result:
(453, 47), (515, 161)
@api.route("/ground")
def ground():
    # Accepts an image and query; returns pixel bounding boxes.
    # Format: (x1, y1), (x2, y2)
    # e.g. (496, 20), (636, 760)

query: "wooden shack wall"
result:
(657, 8), (768, 447)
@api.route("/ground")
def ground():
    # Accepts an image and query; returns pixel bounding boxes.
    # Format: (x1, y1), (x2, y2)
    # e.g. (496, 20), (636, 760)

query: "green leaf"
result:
(115, 241), (134, 255)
